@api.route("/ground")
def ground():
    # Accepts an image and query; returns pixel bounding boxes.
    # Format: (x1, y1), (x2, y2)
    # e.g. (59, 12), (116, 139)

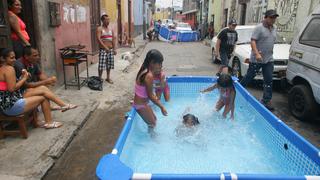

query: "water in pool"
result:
(120, 86), (299, 175)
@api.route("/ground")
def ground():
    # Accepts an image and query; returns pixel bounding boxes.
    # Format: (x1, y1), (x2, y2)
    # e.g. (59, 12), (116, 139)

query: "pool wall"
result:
(96, 76), (320, 180)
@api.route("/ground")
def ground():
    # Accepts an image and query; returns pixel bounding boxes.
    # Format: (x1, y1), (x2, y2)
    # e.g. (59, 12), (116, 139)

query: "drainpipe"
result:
(143, 0), (146, 40)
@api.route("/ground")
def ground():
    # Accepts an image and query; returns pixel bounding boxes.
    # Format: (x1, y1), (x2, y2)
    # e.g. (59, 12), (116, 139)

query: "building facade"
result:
(209, 0), (320, 41)
(182, 0), (198, 29)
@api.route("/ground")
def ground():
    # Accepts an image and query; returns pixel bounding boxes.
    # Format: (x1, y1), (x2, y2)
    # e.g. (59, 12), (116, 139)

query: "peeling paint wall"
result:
(34, 0), (93, 83)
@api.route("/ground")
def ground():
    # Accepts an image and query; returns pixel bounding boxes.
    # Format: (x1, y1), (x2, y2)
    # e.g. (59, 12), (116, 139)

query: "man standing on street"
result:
(215, 19), (238, 74)
(96, 14), (117, 84)
(240, 9), (279, 111)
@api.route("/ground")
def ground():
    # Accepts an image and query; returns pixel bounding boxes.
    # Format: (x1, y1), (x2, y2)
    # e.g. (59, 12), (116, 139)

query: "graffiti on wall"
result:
(63, 4), (87, 24)
(247, 0), (268, 23)
(275, 0), (299, 32)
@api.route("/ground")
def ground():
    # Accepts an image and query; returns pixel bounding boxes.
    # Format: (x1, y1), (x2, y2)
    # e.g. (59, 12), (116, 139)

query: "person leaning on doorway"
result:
(7, 0), (31, 59)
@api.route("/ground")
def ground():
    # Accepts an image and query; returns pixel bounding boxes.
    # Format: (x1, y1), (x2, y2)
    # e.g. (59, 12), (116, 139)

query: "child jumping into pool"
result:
(201, 73), (236, 119)
(153, 68), (170, 102)
(133, 49), (168, 132)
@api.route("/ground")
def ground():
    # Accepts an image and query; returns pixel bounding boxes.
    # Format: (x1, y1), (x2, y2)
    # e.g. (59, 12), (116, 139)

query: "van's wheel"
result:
(288, 85), (317, 121)
(232, 59), (242, 80)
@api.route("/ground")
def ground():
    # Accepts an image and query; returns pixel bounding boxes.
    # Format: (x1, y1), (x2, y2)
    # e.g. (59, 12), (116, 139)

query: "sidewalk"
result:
(0, 35), (147, 180)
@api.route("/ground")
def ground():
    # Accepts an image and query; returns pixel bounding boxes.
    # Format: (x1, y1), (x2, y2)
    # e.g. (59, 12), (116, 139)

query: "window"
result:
(300, 17), (320, 48)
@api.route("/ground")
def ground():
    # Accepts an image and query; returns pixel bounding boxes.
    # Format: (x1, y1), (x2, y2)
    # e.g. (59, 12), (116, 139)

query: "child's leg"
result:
(163, 84), (170, 102)
(222, 104), (232, 118)
(155, 90), (162, 100)
(215, 99), (224, 111)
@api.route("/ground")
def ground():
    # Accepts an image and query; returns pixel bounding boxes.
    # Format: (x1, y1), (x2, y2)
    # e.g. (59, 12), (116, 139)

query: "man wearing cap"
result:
(215, 19), (238, 74)
(240, 9), (279, 111)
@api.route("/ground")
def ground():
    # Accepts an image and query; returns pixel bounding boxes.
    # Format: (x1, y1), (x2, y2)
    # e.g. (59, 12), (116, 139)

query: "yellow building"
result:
(153, 8), (170, 22)
(100, 0), (133, 44)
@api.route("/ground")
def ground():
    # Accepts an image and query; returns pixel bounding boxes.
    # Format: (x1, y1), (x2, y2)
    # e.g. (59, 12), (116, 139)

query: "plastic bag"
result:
(87, 76), (103, 91)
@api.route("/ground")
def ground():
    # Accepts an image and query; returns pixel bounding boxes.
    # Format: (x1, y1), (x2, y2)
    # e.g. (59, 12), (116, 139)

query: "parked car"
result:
(162, 19), (174, 28)
(210, 25), (290, 81)
(286, 5), (320, 120)
(176, 22), (192, 31)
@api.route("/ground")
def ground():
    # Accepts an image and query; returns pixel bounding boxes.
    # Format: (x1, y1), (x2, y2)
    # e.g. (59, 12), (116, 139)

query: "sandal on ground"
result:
(44, 121), (63, 129)
(105, 79), (114, 84)
(61, 104), (78, 112)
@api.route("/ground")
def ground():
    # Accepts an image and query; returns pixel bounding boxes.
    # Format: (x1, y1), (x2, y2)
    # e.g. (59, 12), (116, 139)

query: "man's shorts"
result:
(98, 49), (114, 70)
(220, 51), (232, 66)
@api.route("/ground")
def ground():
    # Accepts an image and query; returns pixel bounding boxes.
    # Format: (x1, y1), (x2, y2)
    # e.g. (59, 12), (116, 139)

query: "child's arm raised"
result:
(201, 83), (217, 93)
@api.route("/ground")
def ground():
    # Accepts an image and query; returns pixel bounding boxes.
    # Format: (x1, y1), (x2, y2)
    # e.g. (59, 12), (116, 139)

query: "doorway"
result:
(117, 0), (122, 45)
(90, 0), (100, 54)
(0, 0), (11, 49)
(240, 3), (247, 25)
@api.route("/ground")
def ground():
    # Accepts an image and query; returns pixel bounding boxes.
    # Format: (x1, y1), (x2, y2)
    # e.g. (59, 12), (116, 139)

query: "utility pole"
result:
(143, 0), (146, 40)
(171, 0), (174, 21)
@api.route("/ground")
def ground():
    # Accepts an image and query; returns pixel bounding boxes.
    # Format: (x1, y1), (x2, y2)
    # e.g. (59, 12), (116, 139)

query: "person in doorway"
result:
(14, 46), (77, 112)
(240, 10), (279, 111)
(133, 49), (168, 133)
(215, 19), (238, 76)
(0, 48), (63, 129)
(7, 0), (31, 59)
(201, 73), (236, 120)
(96, 14), (117, 84)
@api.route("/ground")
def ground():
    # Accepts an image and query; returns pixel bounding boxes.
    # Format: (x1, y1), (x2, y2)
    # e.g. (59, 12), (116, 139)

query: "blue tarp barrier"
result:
(159, 26), (198, 42)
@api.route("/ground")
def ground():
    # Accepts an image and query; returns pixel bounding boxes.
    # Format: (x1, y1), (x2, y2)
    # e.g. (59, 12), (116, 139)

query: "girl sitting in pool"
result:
(201, 73), (236, 120)
(153, 68), (170, 102)
(133, 49), (168, 132)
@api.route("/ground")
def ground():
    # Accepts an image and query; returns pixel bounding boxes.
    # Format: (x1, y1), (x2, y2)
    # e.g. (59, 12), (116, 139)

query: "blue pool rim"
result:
(96, 76), (320, 180)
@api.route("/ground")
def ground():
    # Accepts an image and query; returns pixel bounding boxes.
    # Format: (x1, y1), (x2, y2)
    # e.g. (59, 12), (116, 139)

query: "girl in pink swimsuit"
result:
(133, 49), (168, 131)
(201, 74), (236, 119)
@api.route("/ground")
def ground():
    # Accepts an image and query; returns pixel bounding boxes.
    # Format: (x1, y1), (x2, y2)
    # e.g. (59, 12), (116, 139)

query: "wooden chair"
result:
(0, 110), (38, 139)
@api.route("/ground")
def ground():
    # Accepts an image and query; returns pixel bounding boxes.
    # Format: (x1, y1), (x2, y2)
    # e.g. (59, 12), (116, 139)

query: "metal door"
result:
(0, 0), (12, 49)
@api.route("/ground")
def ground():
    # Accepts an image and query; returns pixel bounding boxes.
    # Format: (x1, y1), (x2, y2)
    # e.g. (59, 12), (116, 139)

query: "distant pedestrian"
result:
(240, 10), (279, 111)
(96, 14), (117, 84)
(215, 19), (238, 75)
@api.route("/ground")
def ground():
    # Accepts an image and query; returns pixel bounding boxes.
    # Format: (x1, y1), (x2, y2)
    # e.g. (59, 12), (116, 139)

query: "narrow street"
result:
(44, 40), (320, 180)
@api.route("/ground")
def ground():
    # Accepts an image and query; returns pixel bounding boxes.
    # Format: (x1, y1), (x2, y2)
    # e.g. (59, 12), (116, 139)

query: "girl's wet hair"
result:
(217, 73), (233, 88)
(136, 49), (164, 84)
(183, 114), (200, 126)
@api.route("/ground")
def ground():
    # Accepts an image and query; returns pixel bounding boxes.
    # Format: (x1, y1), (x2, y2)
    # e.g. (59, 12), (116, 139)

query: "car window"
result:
(236, 28), (253, 44)
(299, 17), (320, 48)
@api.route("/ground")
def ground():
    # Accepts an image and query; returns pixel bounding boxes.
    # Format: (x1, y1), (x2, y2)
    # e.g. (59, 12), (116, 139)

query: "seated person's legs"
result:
(23, 85), (77, 111)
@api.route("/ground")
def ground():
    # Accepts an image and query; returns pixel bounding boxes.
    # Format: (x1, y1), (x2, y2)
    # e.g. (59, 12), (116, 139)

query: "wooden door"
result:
(20, 0), (36, 47)
(90, 0), (100, 54)
(117, 0), (122, 44)
(0, 0), (12, 49)
(128, 0), (132, 39)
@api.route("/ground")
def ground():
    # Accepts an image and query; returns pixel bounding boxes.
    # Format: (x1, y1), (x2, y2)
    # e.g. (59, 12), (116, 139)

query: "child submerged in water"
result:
(175, 107), (200, 137)
(201, 73), (236, 119)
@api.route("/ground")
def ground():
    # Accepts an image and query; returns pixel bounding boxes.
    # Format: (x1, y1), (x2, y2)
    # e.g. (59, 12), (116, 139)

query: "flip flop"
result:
(44, 121), (63, 129)
(105, 79), (114, 84)
(61, 104), (78, 112)
(51, 105), (62, 111)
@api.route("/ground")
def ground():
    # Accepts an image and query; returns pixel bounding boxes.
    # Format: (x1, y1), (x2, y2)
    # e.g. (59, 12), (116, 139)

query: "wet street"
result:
(44, 41), (320, 180)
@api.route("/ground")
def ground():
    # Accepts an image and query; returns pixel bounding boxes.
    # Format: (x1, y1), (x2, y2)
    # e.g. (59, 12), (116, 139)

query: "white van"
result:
(287, 5), (320, 120)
